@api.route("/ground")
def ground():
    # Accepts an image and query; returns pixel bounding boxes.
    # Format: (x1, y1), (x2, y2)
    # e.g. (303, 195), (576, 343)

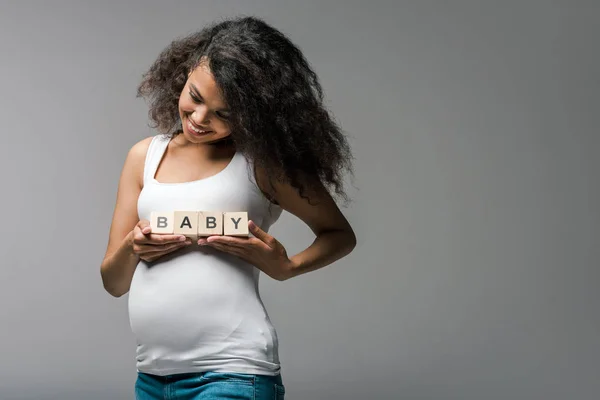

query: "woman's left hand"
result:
(197, 220), (294, 281)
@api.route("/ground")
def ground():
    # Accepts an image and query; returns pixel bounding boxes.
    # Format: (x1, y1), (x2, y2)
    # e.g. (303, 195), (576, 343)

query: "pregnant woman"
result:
(100, 16), (356, 400)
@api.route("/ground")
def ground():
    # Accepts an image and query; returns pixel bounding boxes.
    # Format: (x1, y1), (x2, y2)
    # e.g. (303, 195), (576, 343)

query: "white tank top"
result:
(128, 134), (283, 376)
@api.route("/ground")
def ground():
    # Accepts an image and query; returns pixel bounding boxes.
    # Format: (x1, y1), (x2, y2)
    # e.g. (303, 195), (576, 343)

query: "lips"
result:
(188, 118), (211, 132)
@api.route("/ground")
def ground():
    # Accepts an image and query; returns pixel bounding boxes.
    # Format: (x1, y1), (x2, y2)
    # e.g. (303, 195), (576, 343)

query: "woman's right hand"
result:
(129, 220), (192, 262)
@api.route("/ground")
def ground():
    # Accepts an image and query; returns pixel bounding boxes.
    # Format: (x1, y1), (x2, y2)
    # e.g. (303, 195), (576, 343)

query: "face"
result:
(178, 61), (232, 144)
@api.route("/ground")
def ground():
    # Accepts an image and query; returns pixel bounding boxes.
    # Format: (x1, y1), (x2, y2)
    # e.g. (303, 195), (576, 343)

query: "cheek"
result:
(178, 97), (191, 111)
(214, 120), (231, 134)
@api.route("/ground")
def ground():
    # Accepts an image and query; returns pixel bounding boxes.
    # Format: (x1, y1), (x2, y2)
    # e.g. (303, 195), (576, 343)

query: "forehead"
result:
(187, 64), (226, 105)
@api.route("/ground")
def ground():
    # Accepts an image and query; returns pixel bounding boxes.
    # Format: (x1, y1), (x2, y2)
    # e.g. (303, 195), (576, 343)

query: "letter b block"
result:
(150, 211), (175, 234)
(223, 212), (249, 237)
(198, 211), (223, 236)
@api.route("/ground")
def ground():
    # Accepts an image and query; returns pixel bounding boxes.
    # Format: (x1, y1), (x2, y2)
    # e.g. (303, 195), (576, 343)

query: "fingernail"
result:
(179, 236), (186, 241)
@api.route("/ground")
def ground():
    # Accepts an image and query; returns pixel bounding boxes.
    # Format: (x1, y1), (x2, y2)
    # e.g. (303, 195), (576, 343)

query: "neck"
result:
(172, 132), (235, 153)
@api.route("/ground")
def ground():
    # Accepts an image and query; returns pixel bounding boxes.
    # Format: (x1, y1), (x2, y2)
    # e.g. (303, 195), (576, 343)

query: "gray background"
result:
(0, 1), (598, 399)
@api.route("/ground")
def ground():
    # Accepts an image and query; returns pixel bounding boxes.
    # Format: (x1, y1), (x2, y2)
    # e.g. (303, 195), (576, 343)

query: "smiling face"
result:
(178, 60), (232, 144)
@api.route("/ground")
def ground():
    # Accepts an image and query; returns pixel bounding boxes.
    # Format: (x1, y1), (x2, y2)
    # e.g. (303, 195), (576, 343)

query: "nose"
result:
(191, 105), (210, 125)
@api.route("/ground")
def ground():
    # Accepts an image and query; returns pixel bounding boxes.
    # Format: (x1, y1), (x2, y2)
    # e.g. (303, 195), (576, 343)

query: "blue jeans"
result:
(135, 371), (286, 400)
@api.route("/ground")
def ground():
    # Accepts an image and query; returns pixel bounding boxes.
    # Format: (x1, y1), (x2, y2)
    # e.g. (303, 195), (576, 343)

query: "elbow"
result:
(109, 288), (127, 298)
(347, 235), (357, 256)
(102, 280), (126, 298)
(327, 227), (356, 255)
(335, 228), (357, 259)
(100, 266), (128, 298)
(345, 228), (357, 254)
(104, 284), (128, 298)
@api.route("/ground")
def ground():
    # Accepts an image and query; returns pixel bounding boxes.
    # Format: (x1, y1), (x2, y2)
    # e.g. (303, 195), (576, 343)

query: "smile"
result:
(188, 120), (212, 134)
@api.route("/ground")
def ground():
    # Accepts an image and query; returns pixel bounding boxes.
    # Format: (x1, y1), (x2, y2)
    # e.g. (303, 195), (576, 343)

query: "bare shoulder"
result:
(130, 135), (154, 154)
(126, 135), (155, 186)
(129, 136), (154, 162)
(253, 162), (277, 202)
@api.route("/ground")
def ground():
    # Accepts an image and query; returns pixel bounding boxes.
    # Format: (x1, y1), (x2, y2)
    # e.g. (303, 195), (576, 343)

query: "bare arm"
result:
(100, 137), (151, 297)
(257, 168), (357, 280)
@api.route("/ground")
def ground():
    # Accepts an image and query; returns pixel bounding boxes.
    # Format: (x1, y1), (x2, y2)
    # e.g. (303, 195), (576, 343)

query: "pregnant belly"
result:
(127, 247), (259, 350)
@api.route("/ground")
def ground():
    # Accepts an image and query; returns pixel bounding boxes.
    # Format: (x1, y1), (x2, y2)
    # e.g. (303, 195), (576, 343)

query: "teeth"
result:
(188, 120), (209, 134)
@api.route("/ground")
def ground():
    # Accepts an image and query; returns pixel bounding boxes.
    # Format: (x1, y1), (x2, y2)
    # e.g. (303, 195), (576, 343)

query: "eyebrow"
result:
(190, 84), (230, 113)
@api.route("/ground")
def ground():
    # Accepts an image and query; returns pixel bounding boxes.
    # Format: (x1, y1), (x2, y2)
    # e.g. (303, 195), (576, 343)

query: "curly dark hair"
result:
(136, 16), (354, 206)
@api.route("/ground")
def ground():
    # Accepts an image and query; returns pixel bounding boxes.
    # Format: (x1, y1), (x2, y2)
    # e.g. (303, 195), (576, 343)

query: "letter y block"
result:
(223, 212), (249, 237)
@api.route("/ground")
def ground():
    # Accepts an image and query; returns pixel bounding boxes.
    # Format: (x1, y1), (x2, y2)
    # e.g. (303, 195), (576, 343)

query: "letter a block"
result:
(174, 211), (199, 240)
(223, 212), (249, 237)
(150, 211), (175, 234)
(197, 211), (223, 236)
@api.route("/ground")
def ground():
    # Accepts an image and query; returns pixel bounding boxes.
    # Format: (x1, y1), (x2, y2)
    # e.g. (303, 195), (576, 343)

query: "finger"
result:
(208, 235), (270, 253)
(248, 220), (275, 246)
(134, 231), (187, 245)
(217, 246), (249, 261)
(204, 241), (229, 251)
(151, 242), (188, 254)
(206, 235), (249, 246)
(206, 241), (247, 257)
(133, 229), (153, 244)
(142, 243), (190, 261)
(136, 241), (188, 254)
(138, 220), (151, 235)
(148, 234), (189, 245)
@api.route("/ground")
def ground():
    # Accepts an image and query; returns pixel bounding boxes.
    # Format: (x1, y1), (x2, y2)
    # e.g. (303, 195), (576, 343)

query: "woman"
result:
(100, 16), (356, 400)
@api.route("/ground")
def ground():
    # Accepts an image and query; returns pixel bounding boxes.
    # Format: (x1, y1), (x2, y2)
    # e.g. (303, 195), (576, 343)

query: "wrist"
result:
(282, 257), (300, 281)
(124, 231), (137, 256)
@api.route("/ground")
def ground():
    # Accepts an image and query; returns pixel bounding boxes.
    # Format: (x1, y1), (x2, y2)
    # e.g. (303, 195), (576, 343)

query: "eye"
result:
(216, 111), (230, 120)
(189, 92), (202, 103)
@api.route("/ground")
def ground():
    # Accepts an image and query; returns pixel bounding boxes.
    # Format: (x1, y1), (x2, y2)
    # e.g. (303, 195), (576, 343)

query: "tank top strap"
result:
(143, 134), (171, 186)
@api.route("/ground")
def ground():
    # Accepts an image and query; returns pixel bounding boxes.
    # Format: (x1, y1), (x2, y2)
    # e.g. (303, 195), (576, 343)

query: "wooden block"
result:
(150, 211), (175, 234)
(223, 212), (249, 236)
(173, 211), (199, 239)
(197, 211), (223, 236)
